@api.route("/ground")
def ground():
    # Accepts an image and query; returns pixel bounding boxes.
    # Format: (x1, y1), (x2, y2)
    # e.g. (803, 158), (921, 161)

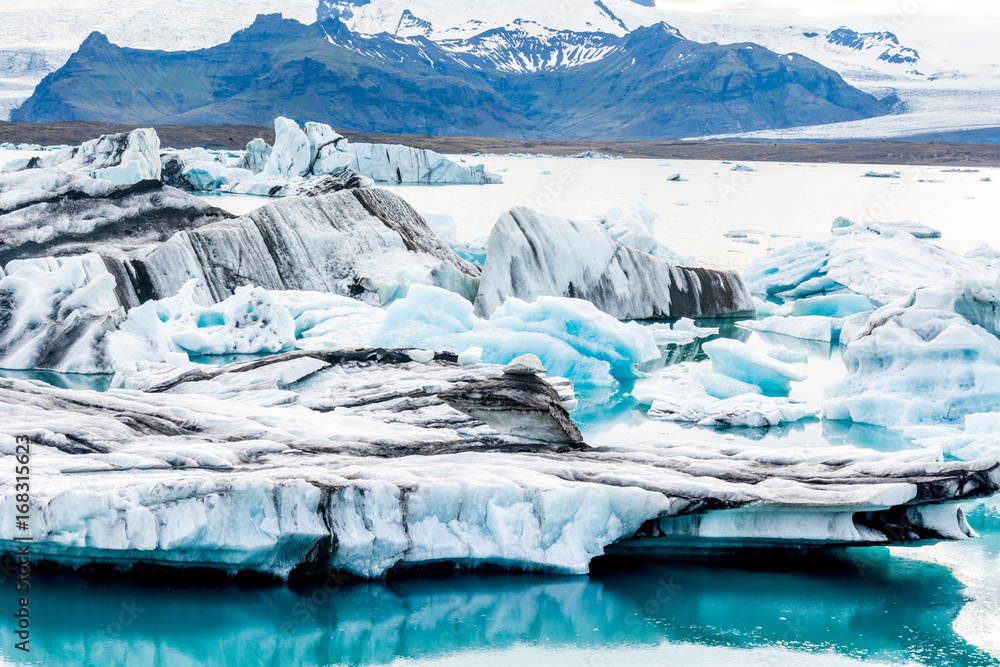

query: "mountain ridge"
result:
(12, 13), (890, 141)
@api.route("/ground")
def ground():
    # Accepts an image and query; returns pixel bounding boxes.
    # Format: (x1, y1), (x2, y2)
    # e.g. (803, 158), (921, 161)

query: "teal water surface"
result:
(1, 509), (997, 667)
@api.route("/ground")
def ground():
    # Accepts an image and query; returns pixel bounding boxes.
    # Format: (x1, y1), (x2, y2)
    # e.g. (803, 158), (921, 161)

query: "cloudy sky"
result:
(657, 0), (1000, 44)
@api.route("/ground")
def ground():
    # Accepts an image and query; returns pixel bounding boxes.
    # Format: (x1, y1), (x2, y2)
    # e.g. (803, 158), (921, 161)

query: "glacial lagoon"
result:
(1, 150), (999, 666)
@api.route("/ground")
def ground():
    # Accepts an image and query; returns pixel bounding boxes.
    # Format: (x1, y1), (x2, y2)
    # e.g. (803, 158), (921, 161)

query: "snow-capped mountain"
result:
(2, 0), (997, 140)
(0, 0), (317, 120)
(314, 0), (999, 140)
(13, 14), (888, 139)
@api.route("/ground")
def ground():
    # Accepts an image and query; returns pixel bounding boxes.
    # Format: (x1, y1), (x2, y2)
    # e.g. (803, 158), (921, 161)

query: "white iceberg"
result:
(702, 338), (807, 394)
(743, 222), (979, 306)
(634, 380), (817, 428)
(475, 207), (754, 321)
(825, 288), (1000, 432)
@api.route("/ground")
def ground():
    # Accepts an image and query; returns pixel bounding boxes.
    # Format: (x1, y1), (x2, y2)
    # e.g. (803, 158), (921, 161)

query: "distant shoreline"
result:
(2, 120), (998, 167)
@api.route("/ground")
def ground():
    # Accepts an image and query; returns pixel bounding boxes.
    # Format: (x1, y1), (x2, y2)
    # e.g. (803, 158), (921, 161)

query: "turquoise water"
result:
(1, 507), (997, 666)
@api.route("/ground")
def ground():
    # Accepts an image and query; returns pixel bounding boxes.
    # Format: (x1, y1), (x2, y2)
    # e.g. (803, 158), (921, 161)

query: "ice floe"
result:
(163, 118), (500, 197)
(634, 380), (818, 428)
(825, 288), (1000, 433)
(702, 338), (808, 394)
(743, 221), (979, 306)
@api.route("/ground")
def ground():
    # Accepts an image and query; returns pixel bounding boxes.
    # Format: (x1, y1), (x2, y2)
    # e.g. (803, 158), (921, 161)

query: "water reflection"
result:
(0, 547), (992, 667)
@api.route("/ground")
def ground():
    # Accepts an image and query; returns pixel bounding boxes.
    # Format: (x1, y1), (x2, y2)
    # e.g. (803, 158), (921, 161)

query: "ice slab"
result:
(702, 338), (807, 394)
(0, 351), (995, 579)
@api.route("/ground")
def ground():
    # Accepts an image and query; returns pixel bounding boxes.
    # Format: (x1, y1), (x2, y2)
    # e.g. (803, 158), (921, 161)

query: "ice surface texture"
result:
(0, 351), (995, 579)
(634, 380), (817, 428)
(475, 207), (754, 320)
(743, 222), (979, 306)
(373, 285), (660, 387)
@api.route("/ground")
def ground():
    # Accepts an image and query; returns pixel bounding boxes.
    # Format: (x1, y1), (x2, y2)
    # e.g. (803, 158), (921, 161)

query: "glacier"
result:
(0, 350), (995, 580)
(474, 207), (754, 320)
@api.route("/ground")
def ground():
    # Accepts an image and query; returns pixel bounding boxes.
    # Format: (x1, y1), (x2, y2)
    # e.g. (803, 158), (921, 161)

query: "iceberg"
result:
(164, 119), (501, 197)
(0, 254), (123, 374)
(586, 202), (696, 266)
(108, 281), (296, 362)
(2, 128), (160, 185)
(634, 380), (817, 428)
(702, 338), (807, 394)
(0, 179), (231, 266)
(475, 207), (754, 321)
(825, 288), (1000, 432)
(916, 413), (1000, 461)
(133, 188), (482, 307)
(373, 284), (661, 387)
(743, 222), (979, 306)
(739, 315), (843, 342)
(0, 189), (481, 371)
(236, 137), (271, 174)
(0, 350), (995, 579)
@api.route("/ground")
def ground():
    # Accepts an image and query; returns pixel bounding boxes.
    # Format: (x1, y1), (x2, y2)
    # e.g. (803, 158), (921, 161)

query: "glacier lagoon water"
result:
(2, 151), (1000, 664)
(0, 507), (997, 666)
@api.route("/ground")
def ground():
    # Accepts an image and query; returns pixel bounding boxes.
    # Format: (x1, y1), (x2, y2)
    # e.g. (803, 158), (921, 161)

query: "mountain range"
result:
(13, 13), (889, 140)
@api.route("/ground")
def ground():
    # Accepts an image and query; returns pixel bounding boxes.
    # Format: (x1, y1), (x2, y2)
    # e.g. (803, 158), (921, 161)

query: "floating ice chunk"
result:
(696, 369), (762, 399)
(825, 288), (1000, 431)
(505, 354), (546, 375)
(261, 117), (312, 180)
(730, 164), (756, 172)
(350, 142), (501, 185)
(2, 128), (160, 186)
(835, 221), (942, 240)
(237, 138), (272, 174)
(739, 315), (841, 342)
(270, 290), (386, 351)
(643, 318), (719, 346)
(458, 347), (483, 366)
(0, 254), (123, 373)
(475, 207), (753, 321)
(767, 346), (809, 364)
(407, 349), (436, 363)
(373, 285), (660, 387)
(915, 413), (1000, 461)
(635, 380), (816, 428)
(862, 171), (900, 178)
(743, 224), (978, 305)
(107, 281), (296, 362)
(0, 352), (995, 579)
(136, 188), (481, 307)
(702, 338), (807, 394)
